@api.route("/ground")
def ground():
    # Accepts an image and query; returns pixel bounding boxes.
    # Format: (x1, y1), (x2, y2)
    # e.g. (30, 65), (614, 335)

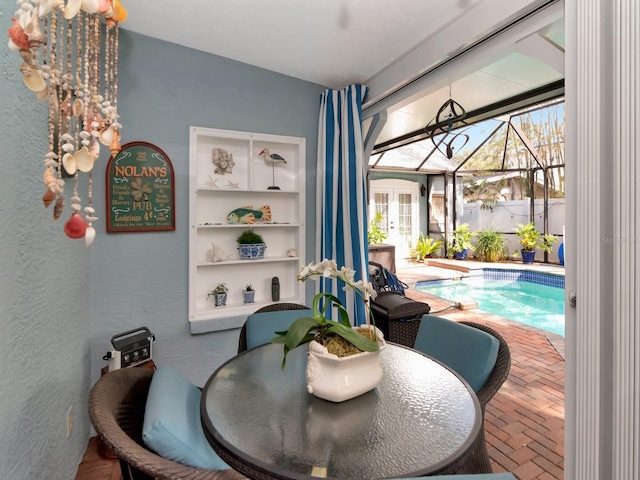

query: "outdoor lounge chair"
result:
(413, 317), (511, 473)
(88, 368), (247, 480)
(237, 303), (311, 353)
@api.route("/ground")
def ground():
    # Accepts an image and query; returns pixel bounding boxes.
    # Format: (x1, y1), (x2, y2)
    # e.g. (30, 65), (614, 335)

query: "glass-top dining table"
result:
(201, 342), (481, 479)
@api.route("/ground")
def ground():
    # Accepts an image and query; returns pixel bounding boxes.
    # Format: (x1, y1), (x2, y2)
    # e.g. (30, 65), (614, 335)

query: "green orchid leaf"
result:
(283, 316), (322, 350)
(325, 324), (379, 352)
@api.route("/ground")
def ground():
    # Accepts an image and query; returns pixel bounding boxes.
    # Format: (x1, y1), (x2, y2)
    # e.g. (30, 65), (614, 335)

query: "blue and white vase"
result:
(238, 243), (267, 260)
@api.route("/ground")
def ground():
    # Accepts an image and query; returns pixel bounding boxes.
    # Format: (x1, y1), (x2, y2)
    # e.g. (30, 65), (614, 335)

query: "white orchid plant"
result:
(271, 259), (379, 368)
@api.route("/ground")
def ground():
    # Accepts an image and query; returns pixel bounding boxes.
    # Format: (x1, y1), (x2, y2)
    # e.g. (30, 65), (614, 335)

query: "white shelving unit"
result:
(189, 127), (306, 334)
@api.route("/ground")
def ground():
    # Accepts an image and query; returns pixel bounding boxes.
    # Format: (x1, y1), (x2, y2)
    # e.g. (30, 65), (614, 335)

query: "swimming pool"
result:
(415, 270), (565, 336)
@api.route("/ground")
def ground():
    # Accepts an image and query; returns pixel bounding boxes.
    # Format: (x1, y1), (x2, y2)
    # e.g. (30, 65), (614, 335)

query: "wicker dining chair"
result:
(414, 318), (511, 474)
(88, 368), (247, 480)
(237, 303), (311, 353)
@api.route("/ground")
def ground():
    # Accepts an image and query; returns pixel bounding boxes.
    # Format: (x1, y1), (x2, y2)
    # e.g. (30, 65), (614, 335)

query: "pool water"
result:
(416, 277), (565, 336)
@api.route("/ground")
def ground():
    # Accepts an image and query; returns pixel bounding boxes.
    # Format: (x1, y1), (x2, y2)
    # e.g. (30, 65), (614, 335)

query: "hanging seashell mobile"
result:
(7, 0), (128, 246)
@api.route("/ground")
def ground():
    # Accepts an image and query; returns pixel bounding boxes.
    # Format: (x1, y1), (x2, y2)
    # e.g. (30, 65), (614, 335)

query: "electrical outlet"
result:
(66, 406), (73, 438)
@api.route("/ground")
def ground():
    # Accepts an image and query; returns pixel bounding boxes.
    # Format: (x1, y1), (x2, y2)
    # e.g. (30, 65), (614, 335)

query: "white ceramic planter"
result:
(305, 325), (386, 402)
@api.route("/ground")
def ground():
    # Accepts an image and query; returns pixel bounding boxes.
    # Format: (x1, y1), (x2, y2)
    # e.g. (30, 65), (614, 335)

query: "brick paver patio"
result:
(76, 260), (566, 480)
(401, 262), (565, 480)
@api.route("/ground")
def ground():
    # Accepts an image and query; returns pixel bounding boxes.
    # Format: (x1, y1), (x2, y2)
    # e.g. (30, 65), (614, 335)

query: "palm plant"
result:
(450, 223), (475, 253)
(411, 233), (443, 261)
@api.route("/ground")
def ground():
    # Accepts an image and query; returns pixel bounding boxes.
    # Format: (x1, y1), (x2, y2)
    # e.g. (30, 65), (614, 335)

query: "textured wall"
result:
(0, 5), (91, 480)
(0, 14), (323, 480)
(89, 31), (325, 386)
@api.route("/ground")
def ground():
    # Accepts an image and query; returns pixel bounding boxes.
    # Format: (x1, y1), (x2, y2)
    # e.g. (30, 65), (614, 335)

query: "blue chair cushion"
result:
(246, 308), (312, 349)
(413, 315), (500, 392)
(142, 366), (229, 470)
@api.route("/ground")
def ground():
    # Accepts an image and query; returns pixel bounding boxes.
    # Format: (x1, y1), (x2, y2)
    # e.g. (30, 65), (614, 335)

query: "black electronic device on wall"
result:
(103, 327), (155, 370)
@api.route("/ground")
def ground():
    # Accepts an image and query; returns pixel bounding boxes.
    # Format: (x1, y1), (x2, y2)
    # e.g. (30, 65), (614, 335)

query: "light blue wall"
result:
(0, 21), (324, 480)
(1, 3), (91, 478)
(89, 31), (326, 387)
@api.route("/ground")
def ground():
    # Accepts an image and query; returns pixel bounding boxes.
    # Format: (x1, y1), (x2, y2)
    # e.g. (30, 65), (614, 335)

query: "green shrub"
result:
(474, 228), (507, 262)
(368, 211), (388, 245)
(236, 229), (264, 244)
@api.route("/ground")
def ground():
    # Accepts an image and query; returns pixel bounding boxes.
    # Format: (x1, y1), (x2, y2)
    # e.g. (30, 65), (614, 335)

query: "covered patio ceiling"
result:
(364, 4), (565, 160)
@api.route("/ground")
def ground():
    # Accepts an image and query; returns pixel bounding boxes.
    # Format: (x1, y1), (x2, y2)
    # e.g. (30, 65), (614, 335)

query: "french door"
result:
(370, 180), (419, 259)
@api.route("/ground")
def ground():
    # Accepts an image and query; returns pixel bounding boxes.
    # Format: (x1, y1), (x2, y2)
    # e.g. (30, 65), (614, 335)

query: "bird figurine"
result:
(259, 148), (287, 190)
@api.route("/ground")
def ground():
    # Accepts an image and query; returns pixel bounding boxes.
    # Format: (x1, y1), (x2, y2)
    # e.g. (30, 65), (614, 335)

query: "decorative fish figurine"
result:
(227, 205), (272, 224)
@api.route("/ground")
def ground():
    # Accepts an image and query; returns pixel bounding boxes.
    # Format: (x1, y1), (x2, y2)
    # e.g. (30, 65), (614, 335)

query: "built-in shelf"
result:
(188, 126), (306, 333)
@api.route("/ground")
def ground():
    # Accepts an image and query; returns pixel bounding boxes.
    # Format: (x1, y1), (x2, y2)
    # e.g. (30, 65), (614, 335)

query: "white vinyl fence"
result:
(460, 198), (566, 263)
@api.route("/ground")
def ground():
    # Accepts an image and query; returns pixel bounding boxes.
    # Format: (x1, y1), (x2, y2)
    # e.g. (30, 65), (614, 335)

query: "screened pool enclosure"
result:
(368, 98), (565, 264)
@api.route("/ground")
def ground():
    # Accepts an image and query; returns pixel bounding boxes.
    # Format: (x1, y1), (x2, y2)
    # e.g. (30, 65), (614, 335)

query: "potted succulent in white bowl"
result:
(242, 284), (255, 304)
(271, 259), (385, 403)
(207, 283), (228, 306)
(237, 229), (266, 260)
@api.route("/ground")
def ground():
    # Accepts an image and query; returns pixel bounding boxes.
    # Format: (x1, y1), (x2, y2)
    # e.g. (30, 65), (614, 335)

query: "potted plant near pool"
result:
(474, 228), (507, 263)
(450, 223), (475, 260)
(242, 284), (255, 304)
(207, 283), (228, 306)
(271, 259), (385, 403)
(237, 229), (266, 260)
(411, 233), (443, 263)
(514, 222), (558, 264)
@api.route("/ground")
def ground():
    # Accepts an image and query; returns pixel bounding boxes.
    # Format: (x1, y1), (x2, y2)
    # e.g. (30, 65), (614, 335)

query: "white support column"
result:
(566, 0), (640, 478)
(611, 1), (640, 479)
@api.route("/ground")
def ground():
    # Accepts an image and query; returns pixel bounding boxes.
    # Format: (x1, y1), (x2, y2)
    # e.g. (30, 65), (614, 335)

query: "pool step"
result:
(425, 259), (480, 273)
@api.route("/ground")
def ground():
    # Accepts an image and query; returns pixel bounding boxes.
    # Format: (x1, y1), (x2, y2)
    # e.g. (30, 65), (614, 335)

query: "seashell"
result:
(35, 86), (49, 101)
(60, 90), (72, 115)
(62, 152), (76, 175)
(79, 131), (91, 139)
(99, 125), (114, 146)
(44, 151), (58, 159)
(53, 196), (65, 220)
(81, 0), (99, 14)
(84, 206), (95, 214)
(60, 133), (74, 142)
(71, 203), (82, 212)
(42, 189), (56, 208)
(75, 147), (95, 173)
(25, 6), (45, 48)
(39, 0), (54, 16)
(8, 18), (30, 50)
(56, 178), (65, 189)
(84, 225), (96, 247)
(8, 39), (20, 51)
(72, 98), (84, 116)
(43, 159), (59, 168)
(43, 166), (60, 193)
(64, 213), (88, 239)
(61, 143), (75, 152)
(22, 68), (47, 92)
(85, 216), (98, 222)
(109, 129), (121, 156)
(89, 139), (100, 159)
(81, 139), (90, 147)
(64, 0), (82, 19)
(97, 0), (110, 13)
(70, 196), (81, 203)
(112, 0), (128, 23)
